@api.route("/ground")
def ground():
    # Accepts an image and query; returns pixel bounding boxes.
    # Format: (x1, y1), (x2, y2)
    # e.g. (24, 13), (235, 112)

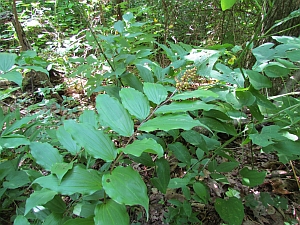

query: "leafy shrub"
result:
(1, 11), (300, 225)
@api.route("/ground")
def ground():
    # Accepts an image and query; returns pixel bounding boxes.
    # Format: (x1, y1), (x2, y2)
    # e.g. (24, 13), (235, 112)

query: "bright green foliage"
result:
(25, 189), (58, 215)
(94, 200), (129, 225)
(240, 167), (267, 187)
(102, 166), (149, 219)
(215, 197), (244, 225)
(150, 158), (170, 194)
(96, 94), (134, 137)
(119, 138), (164, 158)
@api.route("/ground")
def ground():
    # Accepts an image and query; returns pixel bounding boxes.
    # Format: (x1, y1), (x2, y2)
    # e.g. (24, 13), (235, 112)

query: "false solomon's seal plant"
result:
(0, 11), (299, 225)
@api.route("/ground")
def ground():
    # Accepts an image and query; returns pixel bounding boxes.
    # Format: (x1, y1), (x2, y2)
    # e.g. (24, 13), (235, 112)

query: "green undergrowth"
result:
(0, 12), (300, 225)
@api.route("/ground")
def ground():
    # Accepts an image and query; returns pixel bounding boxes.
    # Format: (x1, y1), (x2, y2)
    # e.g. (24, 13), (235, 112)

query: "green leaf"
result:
(130, 152), (155, 167)
(3, 171), (30, 189)
(2, 115), (36, 136)
(264, 64), (290, 77)
(246, 70), (272, 90)
(30, 142), (63, 171)
(64, 120), (117, 162)
(114, 21), (125, 34)
(63, 218), (94, 225)
(139, 114), (201, 132)
(34, 165), (102, 195)
(51, 162), (74, 184)
(121, 72), (144, 92)
(135, 64), (154, 83)
(249, 125), (286, 147)
(168, 177), (191, 188)
(79, 110), (99, 128)
(168, 142), (192, 166)
(14, 215), (30, 225)
(235, 90), (256, 106)
(25, 188), (58, 215)
(215, 162), (239, 172)
(221, 0), (238, 10)
(94, 200), (129, 225)
(43, 213), (64, 225)
(56, 126), (81, 155)
(155, 100), (216, 114)
(102, 166), (149, 219)
(0, 53), (17, 72)
(150, 158), (170, 194)
(240, 167), (266, 187)
(73, 202), (96, 218)
(287, 49), (300, 62)
(248, 104), (263, 122)
(215, 197), (244, 225)
(96, 94), (134, 137)
(171, 89), (218, 100)
(193, 182), (209, 204)
(0, 136), (30, 149)
(119, 138), (163, 158)
(181, 130), (206, 146)
(143, 82), (168, 105)
(2, 71), (23, 87)
(199, 117), (237, 135)
(120, 88), (150, 120)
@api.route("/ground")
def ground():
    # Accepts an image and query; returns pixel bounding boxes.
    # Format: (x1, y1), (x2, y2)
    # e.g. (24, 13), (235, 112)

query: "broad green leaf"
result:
(121, 72), (143, 92)
(216, 162), (239, 172)
(114, 20), (125, 34)
(25, 66), (49, 75)
(102, 166), (149, 219)
(2, 115), (36, 136)
(129, 153), (155, 167)
(119, 138), (163, 158)
(123, 12), (134, 22)
(135, 64), (154, 83)
(33, 165), (102, 195)
(63, 218), (94, 225)
(249, 125), (286, 147)
(120, 88), (150, 120)
(51, 162), (74, 184)
(56, 126), (81, 155)
(199, 117), (237, 135)
(247, 70), (272, 90)
(79, 110), (99, 128)
(64, 120), (117, 162)
(287, 49), (300, 62)
(3, 171), (30, 189)
(155, 100), (216, 114)
(221, 0), (237, 11)
(96, 94), (134, 137)
(94, 200), (129, 225)
(235, 90), (256, 106)
(2, 71), (23, 87)
(0, 136), (30, 149)
(14, 215), (30, 225)
(248, 104), (264, 122)
(171, 89), (218, 100)
(143, 82), (168, 105)
(240, 167), (266, 187)
(25, 188), (57, 215)
(183, 200), (192, 217)
(73, 202), (96, 218)
(45, 195), (67, 214)
(215, 197), (244, 225)
(150, 158), (170, 194)
(169, 142), (192, 166)
(168, 177), (191, 188)
(43, 213), (64, 225)
(0, 53), (17, 72)
(30, 142), (63, 171)
(193, 182), (209, 204)
(264, 64), (290, 77)
(181, 130), (206, 146)
(139, 114), (201, 132)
